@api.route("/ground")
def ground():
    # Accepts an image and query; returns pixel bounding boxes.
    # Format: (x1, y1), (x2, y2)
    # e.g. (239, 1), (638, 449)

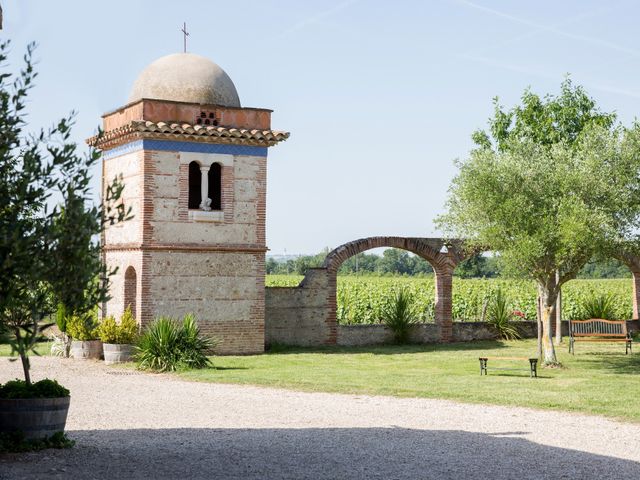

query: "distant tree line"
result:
(266, 249), (631, 279)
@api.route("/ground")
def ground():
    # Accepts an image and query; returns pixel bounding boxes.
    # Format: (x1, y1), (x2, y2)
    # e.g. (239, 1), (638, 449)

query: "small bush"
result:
(0, 431), (75, 453)
(135, 314), (216, 372)
(581, 294), (618, 320)
(66, 312), (98, 341)
(381, 287), (419, 344)
(97, 307), (138, 344)
(486, 288), (521, 340)
(0, 379), (69, 399)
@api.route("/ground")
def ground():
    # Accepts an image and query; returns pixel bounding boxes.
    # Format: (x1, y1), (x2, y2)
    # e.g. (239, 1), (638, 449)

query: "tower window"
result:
(188, 161), (201, 209)
(208, 163), (222, 210)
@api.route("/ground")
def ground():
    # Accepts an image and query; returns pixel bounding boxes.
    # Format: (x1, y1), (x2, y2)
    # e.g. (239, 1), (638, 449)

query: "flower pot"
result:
(103, 343), (134, 364)
(0, 396), (70, 440)
(70, 340), (103, 360)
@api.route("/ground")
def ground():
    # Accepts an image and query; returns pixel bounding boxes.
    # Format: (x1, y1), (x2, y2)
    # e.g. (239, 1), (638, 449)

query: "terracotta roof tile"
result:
(87, 120), (290, 149)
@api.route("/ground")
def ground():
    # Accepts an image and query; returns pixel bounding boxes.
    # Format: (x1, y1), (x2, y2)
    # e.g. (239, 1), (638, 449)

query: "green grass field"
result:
(180, 339), (640, 422)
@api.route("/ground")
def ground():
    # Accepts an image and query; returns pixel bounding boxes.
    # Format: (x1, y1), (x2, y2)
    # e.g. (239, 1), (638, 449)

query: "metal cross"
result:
(181, 22), (190, 53)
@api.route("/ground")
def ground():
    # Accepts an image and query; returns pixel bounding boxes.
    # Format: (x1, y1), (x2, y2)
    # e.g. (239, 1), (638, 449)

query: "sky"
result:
(5, 0), (640, 254)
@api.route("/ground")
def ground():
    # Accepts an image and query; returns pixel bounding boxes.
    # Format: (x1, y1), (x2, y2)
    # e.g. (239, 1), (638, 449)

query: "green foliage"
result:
(485, 289), (521, 340)
(380, 288), (419, 344)
(66, 312), (99, 341)
(577, 257), (631, 279)
(580, 294), (618, 320)
(266, 275), (633, 325)
(439, 80), (640, 364)
(268, 251), (630, 280)
(0, 431), (74, 453)
(472, 78), (616, 151)
(0, 42), (129, 384)
(0, 378), (69, 399)
(97, 307), (138, 344)
(135, 314), (215, 372)
(454, 254), (500, 278)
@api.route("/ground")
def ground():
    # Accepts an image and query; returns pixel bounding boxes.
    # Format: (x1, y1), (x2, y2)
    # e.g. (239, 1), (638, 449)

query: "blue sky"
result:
(5, 0), (640, 254)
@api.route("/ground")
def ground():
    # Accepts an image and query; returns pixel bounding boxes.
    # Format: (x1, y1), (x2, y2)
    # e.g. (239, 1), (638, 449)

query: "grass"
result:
(179, 338), (640, 423)
(0, 341), (51, 357)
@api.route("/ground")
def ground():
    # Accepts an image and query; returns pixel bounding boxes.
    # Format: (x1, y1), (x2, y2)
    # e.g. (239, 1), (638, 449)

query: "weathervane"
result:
(181, 22), (190, 53)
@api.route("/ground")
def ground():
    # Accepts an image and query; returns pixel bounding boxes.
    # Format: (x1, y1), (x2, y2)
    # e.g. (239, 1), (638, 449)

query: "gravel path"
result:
(1, 357), (639, 479)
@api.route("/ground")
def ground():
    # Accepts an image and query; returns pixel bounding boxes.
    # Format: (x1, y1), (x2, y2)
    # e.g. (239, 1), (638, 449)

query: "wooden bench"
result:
(568, 319), (632, 355)
(479, 357), (538, 378)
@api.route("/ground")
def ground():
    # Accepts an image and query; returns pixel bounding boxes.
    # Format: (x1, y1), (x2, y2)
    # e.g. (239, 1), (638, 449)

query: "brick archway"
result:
(319, 237), (468, 343)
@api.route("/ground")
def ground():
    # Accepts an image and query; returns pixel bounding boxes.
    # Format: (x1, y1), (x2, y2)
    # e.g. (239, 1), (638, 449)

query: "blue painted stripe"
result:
(103, 139), (268, 159)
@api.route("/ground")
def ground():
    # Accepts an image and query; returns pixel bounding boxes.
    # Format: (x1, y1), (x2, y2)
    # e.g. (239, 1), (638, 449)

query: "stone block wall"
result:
(147, 250), (264, 354)
(266, 318), (639, 348)
(265, 269), (335, 346)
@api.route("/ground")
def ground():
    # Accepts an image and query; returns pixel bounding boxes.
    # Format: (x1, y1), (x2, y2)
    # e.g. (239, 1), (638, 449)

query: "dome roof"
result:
(128, 53), (241, 107)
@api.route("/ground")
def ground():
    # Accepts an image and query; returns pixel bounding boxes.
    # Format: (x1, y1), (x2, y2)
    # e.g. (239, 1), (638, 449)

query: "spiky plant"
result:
(381, 287), (419, 344)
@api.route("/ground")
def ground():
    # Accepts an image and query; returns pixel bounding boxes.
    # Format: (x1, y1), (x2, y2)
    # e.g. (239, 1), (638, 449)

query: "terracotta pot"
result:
(0, 396), (70, 440)
(70, 340), (103, 360)
(103, 343), (134, 365)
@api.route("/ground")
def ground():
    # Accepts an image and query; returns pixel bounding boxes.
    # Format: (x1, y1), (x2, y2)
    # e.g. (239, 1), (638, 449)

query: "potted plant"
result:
(67, 312), (103, 360)
(0, 289), (73, 441)
(98, 307), (138, 364)
(0, 43), (129, 448)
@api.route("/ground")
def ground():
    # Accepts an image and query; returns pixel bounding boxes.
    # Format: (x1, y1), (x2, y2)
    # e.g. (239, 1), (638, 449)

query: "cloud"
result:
(455, 0), (640, 58)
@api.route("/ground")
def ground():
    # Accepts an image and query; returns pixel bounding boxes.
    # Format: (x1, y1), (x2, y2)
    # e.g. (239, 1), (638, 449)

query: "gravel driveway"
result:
(1, 357), (639, 479)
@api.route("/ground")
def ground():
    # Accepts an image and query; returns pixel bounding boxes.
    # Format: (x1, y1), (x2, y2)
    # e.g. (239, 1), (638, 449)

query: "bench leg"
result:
(627, 340), (632, 355)
(529, 359), (538, 378)
(479, 358), (488, 376)
(569, 337), (574, 355)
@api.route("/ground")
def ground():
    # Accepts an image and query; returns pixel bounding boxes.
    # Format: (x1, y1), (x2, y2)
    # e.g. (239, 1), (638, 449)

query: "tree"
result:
(439, 80), (640, 364)
(0, 42), (127, 383)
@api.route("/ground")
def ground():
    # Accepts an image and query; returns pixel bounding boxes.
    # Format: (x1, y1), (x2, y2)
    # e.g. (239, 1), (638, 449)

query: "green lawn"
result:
(179, 339), (640, 422)
(0, 341), (51, 357)
(3, 338), (637, 422)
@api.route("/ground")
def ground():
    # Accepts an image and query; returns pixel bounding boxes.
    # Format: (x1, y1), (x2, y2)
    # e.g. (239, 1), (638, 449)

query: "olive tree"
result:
(0, 42), (128, 382)
(438, 81), (640, 364)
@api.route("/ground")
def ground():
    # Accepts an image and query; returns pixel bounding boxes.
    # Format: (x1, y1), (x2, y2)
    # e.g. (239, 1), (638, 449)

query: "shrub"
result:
(135, 314), (215, 372)
(381, 287), (419, 344)
(0, 431), (75, 453)
(0, 379), (70, 399)
(96, 307), (138, 344)
(581, 293), (618, 320)
(66, 312), (99, 341)
(486, 288), (521, 340)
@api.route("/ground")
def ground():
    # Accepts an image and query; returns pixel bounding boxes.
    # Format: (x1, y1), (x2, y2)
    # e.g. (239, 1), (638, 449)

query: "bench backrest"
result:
(569, 319), (627, 337)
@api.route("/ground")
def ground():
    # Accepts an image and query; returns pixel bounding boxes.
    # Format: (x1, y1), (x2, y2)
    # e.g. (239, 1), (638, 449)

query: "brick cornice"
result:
(103, 242), (267, 253)
(87, 120), (289, 151)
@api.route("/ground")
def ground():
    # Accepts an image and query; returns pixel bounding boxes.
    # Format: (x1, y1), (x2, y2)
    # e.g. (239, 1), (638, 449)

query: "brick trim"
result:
(103, 243), (268, 253)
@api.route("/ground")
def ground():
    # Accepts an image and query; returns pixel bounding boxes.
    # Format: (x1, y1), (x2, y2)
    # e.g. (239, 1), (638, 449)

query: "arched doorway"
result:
(124, 266), (137, 319)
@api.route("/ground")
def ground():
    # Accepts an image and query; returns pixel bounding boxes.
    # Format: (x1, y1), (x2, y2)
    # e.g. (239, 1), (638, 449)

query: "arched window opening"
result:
(188, 161), (201, 209)
(208, 163), (222, 210)
(124, 266), (137, 319)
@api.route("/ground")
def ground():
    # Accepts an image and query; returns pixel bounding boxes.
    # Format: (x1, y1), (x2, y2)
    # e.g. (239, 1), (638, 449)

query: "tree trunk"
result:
(554, 270), (562, 345)
(539, 285), (559, 365)
(20, 353), (31, 385)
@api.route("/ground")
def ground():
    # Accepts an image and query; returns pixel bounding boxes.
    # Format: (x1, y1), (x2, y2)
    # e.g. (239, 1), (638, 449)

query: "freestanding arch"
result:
(265, 237), (468, 346)
(124, 266), (137, 320)
(323, 237), (467, 342)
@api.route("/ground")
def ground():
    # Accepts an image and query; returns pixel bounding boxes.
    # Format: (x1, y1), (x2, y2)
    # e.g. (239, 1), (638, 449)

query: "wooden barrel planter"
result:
(103, 343), (134, 365)
(0, 396), (70, 440)
(70, 340), (103, 360)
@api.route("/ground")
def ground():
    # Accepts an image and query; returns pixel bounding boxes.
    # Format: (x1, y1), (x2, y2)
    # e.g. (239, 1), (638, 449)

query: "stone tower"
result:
(88, 53), (289, 354)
